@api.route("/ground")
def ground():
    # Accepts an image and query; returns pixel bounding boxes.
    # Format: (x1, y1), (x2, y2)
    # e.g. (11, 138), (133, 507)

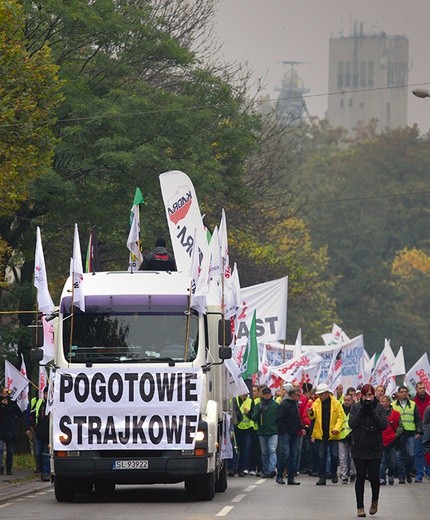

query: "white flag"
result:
(34, 226), (54, 314)
(219, 208), (231, 281)
(326, 346), (344, 393)
(391, 346), (406, 377)
(271, 349), (323, 385)
(127, 204), (143, 270)
(293, 329), (302, 358)
(16, 354), (29, 412)
(39, 365), (48, 399)
(159, 170), (207, 273)
(259, 344), (272, 387)
(224, 357), (250, 398)
(41, 315), (55, 363)
(208, 226), (222, 280)
(371, 339), (396, 387)
(4, 360), (30, 403)
(322, 323), (349, 346)
(71, 223), (85, 311)
(405, 353), (430, 394)
(190, 229), (209, 314)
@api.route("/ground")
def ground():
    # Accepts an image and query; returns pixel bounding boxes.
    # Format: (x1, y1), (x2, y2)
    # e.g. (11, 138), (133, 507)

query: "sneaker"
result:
(269, 470), (276, 478)
(379, 479), (386, 485)
(287, 479), (300, 485)
(256, 471), (263, 477)
(415, 477), (422, 483)
(261, 473), (270, 478)
(249, 470), (256, 476)
(388, 476), (394, 485)
(227, 471), (235, 477)
(331, 474), (338, 484)
(238, 472), (246, 477)
(41, 475), (50, 482)
(276, 477), (285, 485)
(399, 477), (406, 484)
(243, 469), (249, 475)
(406, 475), (412, 483)
(350, 474), (356, 483)
(342, 478), (348, 484)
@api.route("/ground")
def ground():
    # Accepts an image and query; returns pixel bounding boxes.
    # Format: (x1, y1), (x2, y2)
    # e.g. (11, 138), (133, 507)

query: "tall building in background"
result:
(326, 22), (409, 133)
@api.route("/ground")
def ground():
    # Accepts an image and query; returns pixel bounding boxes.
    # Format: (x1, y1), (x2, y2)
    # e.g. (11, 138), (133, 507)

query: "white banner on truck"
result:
(53, 367), (202, 451)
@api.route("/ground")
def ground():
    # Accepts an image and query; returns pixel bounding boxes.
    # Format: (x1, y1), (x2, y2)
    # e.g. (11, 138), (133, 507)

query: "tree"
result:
(298, 123), (430, 366)
(0, 0), (62, 277)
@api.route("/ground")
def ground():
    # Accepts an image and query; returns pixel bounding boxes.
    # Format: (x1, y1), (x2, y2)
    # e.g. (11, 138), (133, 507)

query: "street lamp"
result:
(412, 89), (430, 98)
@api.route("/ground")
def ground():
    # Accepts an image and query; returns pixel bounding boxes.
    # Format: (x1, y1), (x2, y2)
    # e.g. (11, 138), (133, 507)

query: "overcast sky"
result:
(213, 0), (430, 132)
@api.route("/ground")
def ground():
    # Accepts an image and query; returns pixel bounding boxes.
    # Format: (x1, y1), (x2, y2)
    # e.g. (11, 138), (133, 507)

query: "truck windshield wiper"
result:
(136, 357), (176, 366)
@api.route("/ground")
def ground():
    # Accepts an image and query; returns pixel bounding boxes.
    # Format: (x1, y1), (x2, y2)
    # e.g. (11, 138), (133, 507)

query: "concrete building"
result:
(327, 23), (409, 134)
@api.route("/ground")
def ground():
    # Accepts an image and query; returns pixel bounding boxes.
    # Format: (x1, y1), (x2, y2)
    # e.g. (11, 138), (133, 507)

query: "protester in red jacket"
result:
(413, 382), (430, 481)
(379, 395), (401, 485)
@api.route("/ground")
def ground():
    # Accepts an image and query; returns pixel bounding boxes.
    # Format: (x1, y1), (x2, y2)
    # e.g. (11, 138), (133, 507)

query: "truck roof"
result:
(60, 271), (192, 313)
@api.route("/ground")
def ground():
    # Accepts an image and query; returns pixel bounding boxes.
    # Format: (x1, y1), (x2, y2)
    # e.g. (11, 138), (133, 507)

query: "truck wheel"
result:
(185, 472), (215, 501)
(54, 475), (76, 502)
(94, 480), (115, 497)
(215, 461), (227, 492)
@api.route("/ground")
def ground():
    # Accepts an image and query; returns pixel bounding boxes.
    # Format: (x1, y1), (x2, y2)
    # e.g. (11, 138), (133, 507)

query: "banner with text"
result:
(53, 367), (202, 451)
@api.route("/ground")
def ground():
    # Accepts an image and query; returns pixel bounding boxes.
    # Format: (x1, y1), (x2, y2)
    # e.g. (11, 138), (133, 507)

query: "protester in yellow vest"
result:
(231, 393), (254, 477)
(339, 393), (356, 484)
(392, 385), (422, 484)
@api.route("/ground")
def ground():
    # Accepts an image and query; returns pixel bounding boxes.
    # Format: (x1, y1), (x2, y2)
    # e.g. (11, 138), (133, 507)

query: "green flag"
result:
(241, 310), (259, 380)
(129, 187), (144, 225)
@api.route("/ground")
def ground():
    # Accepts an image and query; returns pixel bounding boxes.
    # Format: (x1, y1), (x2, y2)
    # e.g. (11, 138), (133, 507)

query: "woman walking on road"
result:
(349, 384), (387, 518)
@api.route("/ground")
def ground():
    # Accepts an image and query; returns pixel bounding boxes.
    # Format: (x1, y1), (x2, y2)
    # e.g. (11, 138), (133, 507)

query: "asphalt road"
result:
(0, 473), (429, 519)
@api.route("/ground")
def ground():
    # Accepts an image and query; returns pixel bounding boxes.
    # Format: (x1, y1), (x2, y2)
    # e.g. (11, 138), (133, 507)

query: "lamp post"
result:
(412, 89), (430, 98)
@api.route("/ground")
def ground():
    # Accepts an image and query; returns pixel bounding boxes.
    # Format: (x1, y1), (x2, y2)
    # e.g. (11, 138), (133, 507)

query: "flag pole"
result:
(184, 286), (192, 362)
(68, 272), (75, 364)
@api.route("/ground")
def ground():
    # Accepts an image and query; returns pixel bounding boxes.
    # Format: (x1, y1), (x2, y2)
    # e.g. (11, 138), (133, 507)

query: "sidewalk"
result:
(0, 467), (52, 503)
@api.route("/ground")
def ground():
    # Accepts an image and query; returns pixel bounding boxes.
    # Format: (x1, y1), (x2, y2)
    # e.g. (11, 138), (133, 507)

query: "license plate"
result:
(112, 460), (148, 470)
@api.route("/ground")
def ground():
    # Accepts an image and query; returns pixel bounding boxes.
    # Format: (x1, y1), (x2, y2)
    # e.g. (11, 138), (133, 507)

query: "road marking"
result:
(0, 503), (12, 509)
(232, 494), (246, 502)
(216, 506), (234, 516)
(255, 478), (266, 484)
(244, 485), (256, 492)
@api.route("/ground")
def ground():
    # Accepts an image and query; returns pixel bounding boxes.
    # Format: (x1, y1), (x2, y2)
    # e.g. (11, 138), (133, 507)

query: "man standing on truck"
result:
(139, 237), (176, 271)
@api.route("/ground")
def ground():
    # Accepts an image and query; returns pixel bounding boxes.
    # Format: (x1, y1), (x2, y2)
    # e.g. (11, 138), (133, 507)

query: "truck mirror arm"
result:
(201, 359), (226, 373)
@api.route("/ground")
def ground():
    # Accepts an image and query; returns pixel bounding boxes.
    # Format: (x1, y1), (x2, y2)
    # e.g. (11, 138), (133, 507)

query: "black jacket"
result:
(349, 399), (388, 460)
(139, 246), (176, 271)
(0, 399), (22, 442)
(276, 397), (302, 436)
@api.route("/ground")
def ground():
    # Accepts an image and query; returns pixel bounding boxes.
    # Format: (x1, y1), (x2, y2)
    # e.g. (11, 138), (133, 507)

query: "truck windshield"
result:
(62, 312), (198, 363)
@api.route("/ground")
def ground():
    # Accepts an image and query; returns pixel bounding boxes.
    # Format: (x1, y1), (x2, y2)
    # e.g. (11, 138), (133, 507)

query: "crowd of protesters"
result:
(227, 380), (430, 517)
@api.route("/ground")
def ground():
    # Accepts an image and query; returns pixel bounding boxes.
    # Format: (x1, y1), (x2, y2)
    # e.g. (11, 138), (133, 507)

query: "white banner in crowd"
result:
(52, 368), (202, 451)
(405, 353), (430, 393)
(263, 335), (365, 390)
(235, 276), (288, 344)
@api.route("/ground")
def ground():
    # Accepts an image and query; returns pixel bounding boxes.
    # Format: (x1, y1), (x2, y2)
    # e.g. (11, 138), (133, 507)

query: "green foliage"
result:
(299, 124), (430, 366)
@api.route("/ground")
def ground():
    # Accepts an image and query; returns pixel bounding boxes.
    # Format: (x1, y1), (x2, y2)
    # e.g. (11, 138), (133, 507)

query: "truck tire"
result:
(185, 472), (215, 501)
(94, 480), (115, 497)
(54, 475), (76, 502)
(215, 461), (228, 492)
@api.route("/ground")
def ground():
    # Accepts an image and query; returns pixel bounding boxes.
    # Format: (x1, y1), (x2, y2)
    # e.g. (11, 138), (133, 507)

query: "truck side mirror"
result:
(30, 348), (44, 362)
(29, 319), (44, 348)
(218, 346), (232, 360)
(218, 319), (232, 346)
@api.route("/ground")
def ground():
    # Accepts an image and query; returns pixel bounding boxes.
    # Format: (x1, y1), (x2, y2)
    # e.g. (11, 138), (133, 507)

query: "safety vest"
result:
(34, 398), (46, 425)
(236, 396), (254, 430)
(340, 410), (352, 439)
(392, 400), (417, 432)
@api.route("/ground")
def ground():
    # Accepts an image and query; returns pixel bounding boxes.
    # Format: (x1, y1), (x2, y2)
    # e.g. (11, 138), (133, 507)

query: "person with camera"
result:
(0, 387), (23, 476)
(349, 383), (388, 518)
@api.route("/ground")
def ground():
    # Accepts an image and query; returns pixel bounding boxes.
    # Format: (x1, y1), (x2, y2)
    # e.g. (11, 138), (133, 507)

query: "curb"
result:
(0, 479), (52, 503)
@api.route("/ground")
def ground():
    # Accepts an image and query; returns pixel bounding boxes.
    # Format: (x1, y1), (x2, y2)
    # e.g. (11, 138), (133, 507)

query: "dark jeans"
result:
(277, 433), (299, 481)
(0, 439), (14, 470)
(379, 443), (397, 480)
(299, 430), (314, 472)
(35, 437), (50, 477)
(353, 458), (382, 509)
(235, 427), (252, 473)
(314, 439), (339, 478)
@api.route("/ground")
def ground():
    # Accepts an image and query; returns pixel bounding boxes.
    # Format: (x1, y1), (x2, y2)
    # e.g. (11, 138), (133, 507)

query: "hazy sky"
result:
(214, 0), (430, 132)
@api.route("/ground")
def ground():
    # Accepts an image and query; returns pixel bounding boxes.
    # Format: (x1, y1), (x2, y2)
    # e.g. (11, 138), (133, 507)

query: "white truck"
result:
(44, 269), (231, 502)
